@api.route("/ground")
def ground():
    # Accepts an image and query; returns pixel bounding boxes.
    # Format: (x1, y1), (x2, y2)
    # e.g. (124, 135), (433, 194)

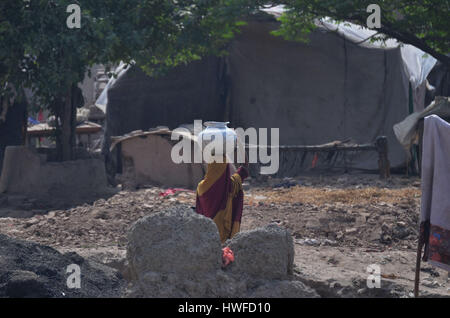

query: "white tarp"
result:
(95, 61), (131, 112)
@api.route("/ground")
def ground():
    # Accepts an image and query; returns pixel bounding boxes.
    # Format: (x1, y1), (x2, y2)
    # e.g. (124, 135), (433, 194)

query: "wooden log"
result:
(417, 119), (424, 177)
(246, 144), (376, 151)
(245, 137), (388, 175)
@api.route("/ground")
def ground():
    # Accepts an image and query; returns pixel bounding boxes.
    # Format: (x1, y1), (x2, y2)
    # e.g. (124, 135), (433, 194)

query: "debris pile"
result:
(0, 234), (124, 298)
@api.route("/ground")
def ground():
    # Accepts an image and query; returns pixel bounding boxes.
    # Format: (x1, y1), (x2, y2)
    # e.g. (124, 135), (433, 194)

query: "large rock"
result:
(127, 205), (222, 280)
(226, 224), (295, 280)
(126, 206), (318, 298)
(127, 269), (248, 298)
(0, 234), (125, 298)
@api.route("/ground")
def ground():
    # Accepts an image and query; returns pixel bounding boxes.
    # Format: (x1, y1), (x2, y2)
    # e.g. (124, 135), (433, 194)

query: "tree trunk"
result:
(0, 95), (27, 176)
(60, 86), (76, 161)
(54, 83), (84, 161)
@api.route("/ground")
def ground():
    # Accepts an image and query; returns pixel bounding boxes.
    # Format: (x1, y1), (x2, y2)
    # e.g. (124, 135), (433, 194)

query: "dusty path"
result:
(293, 245), (448, 297)
(0, 173), (448, 297)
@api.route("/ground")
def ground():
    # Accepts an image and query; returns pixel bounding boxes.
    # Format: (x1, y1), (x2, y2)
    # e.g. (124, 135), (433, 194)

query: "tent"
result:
(99, 9), (436, 176)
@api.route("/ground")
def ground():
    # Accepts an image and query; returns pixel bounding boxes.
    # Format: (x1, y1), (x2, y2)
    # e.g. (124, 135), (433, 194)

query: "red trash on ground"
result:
(222, 247), (235, 268)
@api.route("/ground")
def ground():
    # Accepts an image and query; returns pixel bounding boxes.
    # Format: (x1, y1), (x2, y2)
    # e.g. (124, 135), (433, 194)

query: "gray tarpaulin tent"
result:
(98, 9), (435, 176)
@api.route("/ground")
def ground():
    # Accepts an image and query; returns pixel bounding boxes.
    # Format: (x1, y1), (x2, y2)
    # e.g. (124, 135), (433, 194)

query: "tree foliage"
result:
(0, 0), (252, 159)
(0, 0), (254, 97)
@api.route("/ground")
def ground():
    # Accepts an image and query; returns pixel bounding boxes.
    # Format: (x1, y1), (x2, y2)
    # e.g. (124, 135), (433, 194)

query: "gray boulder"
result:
(127, 269), (248, 298)
(127, 205), (222, 280)
(126, 206), (318, 298)
(226, 224), (295, 280)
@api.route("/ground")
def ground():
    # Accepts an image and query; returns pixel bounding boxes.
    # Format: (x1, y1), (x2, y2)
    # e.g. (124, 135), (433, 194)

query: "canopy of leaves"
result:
(0, 0), (254, 111)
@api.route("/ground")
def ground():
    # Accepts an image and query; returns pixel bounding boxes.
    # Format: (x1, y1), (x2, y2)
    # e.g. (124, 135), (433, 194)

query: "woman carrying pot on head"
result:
(195, 122), (249, 244)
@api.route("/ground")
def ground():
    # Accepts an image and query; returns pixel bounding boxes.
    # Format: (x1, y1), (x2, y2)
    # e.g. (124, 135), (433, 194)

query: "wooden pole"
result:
(375, 136), (390, 179)
(414, 240), (423, 297)
(244, 137), (389, 177)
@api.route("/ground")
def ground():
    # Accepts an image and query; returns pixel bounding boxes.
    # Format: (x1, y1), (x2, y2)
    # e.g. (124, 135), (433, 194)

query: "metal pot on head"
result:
(198, 121), (237, 162)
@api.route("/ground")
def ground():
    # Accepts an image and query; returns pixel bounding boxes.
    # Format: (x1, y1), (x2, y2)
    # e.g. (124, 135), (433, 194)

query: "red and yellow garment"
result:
(196, 162), (248, 243)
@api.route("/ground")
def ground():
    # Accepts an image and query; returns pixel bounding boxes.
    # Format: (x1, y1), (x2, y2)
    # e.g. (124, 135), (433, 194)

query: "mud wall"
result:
(0, 146), (109, 202)
(120, 134), (204, 189)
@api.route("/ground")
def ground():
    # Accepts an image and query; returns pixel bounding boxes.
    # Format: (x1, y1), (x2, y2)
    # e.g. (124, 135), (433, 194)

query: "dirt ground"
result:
(0, 173), (448, 297)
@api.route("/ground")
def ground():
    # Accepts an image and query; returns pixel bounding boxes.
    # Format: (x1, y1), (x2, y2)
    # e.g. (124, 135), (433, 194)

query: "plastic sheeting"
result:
(319, 19), (436, 88)
(227, 20), (409, 170)
(393, 97), (450, 150)
(99, 9), (439, 172)
(98, 7), (436, 112)
(101, 55), (226, 171)
(95, 62), (131, 112)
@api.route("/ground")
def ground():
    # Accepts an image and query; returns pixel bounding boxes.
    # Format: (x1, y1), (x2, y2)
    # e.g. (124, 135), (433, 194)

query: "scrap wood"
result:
(109, 127), (171, 151)
(381, 273), (398, 279)
(109, 127), (197, 152)
(27, 121), (101, 137)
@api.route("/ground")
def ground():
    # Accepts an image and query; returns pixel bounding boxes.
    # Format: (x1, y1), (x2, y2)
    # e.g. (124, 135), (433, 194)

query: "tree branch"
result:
(378, 21), (450, 67)
(343, 14), (450, 67)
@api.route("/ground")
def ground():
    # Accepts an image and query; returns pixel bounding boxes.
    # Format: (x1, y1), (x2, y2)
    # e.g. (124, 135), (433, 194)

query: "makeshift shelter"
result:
(99, 9), (436, 177)
(109, 128), (205, 189)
